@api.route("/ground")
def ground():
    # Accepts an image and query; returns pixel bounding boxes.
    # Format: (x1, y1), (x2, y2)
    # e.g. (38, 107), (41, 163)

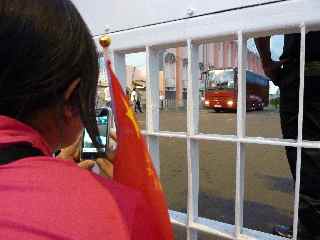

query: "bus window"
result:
(207, 69), (235, 90)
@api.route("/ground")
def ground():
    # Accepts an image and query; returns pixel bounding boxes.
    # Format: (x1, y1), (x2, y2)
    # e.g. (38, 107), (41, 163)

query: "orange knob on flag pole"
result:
(99, 35), (112, 48)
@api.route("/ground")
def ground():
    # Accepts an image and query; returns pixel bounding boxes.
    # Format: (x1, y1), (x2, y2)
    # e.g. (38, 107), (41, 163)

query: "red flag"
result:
(106, 61), (174, 240)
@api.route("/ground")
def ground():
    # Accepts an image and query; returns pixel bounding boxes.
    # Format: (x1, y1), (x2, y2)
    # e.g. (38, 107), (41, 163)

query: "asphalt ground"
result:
(136, 107), (294, 240)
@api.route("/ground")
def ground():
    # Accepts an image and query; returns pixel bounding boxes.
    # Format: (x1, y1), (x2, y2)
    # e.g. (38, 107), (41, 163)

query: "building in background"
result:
(96, 42), (265, 109)
(96, 59), (147, 108)
(161, 41), (264, 107)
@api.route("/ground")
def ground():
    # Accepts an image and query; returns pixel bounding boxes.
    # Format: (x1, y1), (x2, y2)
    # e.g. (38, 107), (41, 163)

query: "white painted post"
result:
(146, 46), (161, 174)
(292, 24), (306, 240)
(186, 39), (200, 240)
(235, 31), (247, 238)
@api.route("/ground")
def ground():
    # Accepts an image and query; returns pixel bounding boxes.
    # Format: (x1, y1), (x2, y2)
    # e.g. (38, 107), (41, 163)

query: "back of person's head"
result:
(0, 0), (100, 146)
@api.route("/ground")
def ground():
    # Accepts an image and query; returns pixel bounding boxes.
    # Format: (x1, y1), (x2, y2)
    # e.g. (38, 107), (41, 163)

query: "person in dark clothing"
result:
(131, 88), (143, 113)
(135, 89), (143, 113)
(255, 32), (320, 239)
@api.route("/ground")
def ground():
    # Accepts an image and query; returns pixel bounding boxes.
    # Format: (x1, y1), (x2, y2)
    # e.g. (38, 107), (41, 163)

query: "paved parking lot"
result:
(136, 108), (294, 239)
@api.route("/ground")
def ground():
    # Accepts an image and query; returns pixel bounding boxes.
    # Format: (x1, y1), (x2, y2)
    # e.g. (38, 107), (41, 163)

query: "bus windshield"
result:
(206, 69), (235, 90)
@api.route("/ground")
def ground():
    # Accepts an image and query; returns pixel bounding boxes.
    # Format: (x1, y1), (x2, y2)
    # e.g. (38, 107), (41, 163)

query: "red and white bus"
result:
(203, 68), (269, 112)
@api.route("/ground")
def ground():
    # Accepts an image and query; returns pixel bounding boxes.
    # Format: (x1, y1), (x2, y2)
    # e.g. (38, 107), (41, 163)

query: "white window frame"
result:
(94, 0), (320, 239)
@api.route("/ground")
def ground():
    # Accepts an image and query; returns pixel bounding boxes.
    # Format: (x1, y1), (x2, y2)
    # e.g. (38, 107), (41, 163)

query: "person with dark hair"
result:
(255, 32), (320, 239)
(0, 0), (159, 239)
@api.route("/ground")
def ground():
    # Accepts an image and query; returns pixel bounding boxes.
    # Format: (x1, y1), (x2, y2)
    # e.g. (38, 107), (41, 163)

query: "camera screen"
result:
(82, 116), (108, 153)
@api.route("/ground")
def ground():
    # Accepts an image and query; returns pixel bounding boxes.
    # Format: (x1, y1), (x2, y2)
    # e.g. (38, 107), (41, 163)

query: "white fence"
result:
(93, 0), (320, 239)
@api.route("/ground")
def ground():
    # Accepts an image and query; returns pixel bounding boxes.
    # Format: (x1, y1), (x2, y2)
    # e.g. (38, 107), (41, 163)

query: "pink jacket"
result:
(0, 116), (159, 240)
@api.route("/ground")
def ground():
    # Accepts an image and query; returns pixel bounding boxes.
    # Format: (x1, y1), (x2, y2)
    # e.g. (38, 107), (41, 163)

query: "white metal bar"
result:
(236, 31), (247, 138)
(187, 139), (199, 240)
(146, 46), (161, 175)
(292, 24), (306, 240)
(292, 148), (302, 240)
(235, 141), (245, 238)
(111, 51), (127, 89)
(241, 228), (288, 240)
(170, 211), (289, 240)
(193, 217), (288, 240)
(238, 137), (293, 148)
(191, 221), (234, 240)
(100, 0), (320, 52)
(187, 40), (200, 136)
(141, 131), (320, 149)
(170, 210), (188, 226)
(297, 140), (320, 149)
(235, 31), (247, 238)
(192, 134), (290, 146)
(297, 27), (306, 142)
(186, 39), (200, 240)
(142, 130), (187, 139)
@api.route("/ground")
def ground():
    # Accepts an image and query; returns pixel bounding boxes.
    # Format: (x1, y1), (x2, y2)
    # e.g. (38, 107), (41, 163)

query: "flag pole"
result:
(98, 35), (174, 240)
(99, 35), (119, 127)
(99, 35), (113, 95)
(99, 35), (113, 91)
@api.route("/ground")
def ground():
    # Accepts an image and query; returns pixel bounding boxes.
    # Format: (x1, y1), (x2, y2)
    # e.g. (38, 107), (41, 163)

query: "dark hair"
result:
(0, 0), (100, 147)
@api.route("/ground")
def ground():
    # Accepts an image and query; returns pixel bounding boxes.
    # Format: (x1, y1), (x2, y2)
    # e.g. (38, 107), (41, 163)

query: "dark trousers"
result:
(279, 65), (320, 238)
(134, 100), (143, 113)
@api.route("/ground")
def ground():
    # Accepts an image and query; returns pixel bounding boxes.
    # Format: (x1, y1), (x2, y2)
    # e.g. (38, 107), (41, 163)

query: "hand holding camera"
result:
(57, 108), (116, 178)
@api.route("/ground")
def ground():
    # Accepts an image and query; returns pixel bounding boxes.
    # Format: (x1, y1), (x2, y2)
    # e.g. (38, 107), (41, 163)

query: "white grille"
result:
(94, 0), (320, 239)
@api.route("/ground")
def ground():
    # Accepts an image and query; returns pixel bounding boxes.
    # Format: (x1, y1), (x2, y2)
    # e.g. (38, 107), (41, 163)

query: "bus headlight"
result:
(227, 100), (234, 106)
(205, 100), (210, 106)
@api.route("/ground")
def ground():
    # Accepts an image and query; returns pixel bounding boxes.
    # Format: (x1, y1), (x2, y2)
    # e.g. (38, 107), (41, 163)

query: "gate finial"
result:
(99, 35), (112, 48)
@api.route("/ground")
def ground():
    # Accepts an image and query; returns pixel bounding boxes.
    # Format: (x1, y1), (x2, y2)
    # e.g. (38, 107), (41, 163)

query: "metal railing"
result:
(94, 0), (320, 239)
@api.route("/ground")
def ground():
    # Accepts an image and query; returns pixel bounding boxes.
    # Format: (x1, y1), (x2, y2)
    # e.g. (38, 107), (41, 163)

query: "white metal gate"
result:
(93, 0), (320, 239)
